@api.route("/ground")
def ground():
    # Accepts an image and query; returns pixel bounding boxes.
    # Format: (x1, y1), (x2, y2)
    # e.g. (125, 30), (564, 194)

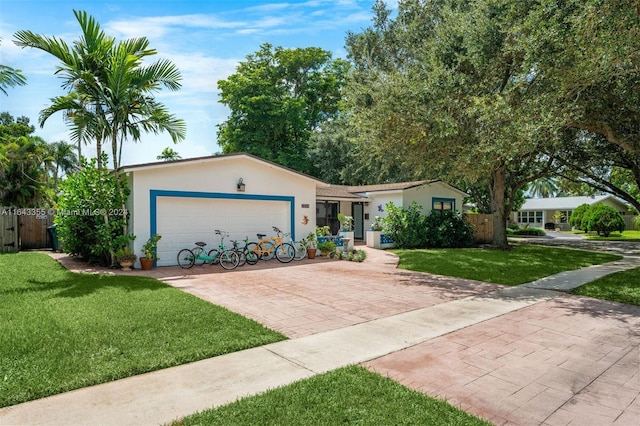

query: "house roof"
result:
(119, 152), (329, 187)
(520, 195), (627, 211)
(316, 179), (467, 200)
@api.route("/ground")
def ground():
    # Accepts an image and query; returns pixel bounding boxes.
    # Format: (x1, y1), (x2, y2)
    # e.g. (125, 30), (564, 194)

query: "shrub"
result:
(381, 202), (427, 249)
(423, 210), (474, 248)
(569, 203), (591, 230)
(512, 227), (546, 236)
(55, 157), (131, 265)
(584, 203), (625, 237)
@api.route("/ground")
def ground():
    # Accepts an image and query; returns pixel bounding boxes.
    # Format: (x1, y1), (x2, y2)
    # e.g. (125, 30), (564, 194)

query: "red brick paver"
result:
(364, 295), (640, 426)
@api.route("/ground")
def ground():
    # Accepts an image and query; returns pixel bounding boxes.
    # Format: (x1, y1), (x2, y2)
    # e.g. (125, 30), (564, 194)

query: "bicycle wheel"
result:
(207, 249), (220, 265)
(235, 249), (247, 267)
(177, 249), (195, 269)
(219, 250), (240, 270)
(192, 247), (206, 265)
(244, 248), (259, 265)
(293, 241), (307, 261)
(245, 242), (261, 261)
(262, 241), (276, 260)
(275, 242), (295, 263)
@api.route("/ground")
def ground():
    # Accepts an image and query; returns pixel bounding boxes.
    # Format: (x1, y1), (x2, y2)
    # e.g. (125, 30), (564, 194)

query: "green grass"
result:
(571, 267), (640, 305)
(586, 230), (640, 241)
(393, 245), (621, 285)
(173, 365), (491, 426)
(0, 252), (286, 408)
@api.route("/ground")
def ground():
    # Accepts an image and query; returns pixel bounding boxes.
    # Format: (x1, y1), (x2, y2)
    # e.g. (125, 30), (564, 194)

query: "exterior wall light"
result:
(237, 178), (245, 192)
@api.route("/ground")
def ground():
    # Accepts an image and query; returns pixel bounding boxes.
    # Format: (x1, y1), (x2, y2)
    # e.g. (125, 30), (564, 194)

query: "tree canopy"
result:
(217, 43), (350, 174)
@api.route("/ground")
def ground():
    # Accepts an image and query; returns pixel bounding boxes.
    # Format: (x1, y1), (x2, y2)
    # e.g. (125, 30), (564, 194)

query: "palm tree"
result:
(157, 147), (182, 161)
(47, 141), (78, 191)
(528, 177), (559, 198)
(0, 38), (27, 95)
(13, 10), (186, 171)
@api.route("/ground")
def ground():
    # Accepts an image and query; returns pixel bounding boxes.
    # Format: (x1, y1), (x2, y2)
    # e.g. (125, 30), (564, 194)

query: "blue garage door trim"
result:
(149, 189), (295, 238)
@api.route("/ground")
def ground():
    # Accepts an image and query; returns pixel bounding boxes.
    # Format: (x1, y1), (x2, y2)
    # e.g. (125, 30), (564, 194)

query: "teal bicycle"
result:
(177, 230), (239, 270)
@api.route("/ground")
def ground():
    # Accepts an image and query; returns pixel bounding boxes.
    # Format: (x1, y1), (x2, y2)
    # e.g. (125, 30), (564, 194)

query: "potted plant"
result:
(317, 240), (336, 257)
(140, 234), (161, 270)
(115, 247), (137, 271)
(338, 213), (353, 231)
(302, 232), (317, 259)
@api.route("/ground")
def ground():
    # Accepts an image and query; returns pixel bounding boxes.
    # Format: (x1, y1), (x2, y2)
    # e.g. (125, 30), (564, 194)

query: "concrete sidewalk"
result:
(1, 251), (639, 425)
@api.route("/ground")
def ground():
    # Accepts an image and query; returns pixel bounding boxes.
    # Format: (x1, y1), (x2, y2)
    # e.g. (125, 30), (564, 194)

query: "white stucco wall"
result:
(125, 155), (318, 266)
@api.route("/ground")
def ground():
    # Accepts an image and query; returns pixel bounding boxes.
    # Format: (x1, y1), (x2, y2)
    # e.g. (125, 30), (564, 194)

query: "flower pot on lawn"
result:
(139, 257), (154, 270)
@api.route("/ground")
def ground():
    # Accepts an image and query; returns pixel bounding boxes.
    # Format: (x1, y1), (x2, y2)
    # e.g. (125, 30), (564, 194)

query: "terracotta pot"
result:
(307, 248), (317, 259)
(140, 257), (154, 270)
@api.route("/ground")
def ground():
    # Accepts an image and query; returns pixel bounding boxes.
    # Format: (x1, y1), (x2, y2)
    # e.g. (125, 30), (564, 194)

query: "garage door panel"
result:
(155, 196), (290, 266)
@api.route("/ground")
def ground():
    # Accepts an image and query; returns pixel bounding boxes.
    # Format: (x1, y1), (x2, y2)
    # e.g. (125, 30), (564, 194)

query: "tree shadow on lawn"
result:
(4, 273), (167, 299)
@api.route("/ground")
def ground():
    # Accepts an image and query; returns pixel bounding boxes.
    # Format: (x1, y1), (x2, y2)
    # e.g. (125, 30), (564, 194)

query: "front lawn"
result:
(173, 365), (490, 426)
(571, 267), (640, 305)
(586, 230), (640, 241)
(0, 252), (286, 408)
(393, 245), (621, 285)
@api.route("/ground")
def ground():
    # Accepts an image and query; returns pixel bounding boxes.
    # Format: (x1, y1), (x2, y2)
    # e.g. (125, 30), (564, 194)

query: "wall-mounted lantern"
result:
(237, 178), (245, 192)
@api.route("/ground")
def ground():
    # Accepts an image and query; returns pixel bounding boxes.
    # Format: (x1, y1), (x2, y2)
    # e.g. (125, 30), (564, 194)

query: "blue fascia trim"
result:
(149, 189), (296, 242)
(432, 197), (456, 211)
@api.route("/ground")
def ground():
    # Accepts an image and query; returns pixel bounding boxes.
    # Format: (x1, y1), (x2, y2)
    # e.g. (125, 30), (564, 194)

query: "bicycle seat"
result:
(195, 241), (207, 247)
(257, 233), (266, 239)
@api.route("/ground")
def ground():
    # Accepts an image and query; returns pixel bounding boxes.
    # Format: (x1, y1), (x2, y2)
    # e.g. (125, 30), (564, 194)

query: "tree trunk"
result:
(490, 164), (509, 249)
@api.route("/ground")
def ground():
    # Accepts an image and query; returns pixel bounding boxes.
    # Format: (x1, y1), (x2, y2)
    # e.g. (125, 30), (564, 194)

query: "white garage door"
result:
(155, 196), (291, 266)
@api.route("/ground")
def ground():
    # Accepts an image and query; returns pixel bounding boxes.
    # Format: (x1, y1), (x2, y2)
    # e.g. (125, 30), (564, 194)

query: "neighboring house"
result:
(316, 180), (468, 240)
(120, 153), (467, 267)
(120, 153), (325, 267)
(513, 195), (631, 231)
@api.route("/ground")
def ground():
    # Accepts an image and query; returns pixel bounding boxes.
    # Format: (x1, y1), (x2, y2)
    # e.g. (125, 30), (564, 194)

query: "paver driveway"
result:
(142, 248), (500, 338)
(49, 245), (640, 425)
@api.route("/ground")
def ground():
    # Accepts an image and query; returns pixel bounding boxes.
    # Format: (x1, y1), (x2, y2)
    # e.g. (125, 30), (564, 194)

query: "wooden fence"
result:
(623, 215), (638, 231)
(0, 211), (19, 253)
(19, 212), (54, 249)
(465, 213), (494, 244)
(0, 208), (54, 252)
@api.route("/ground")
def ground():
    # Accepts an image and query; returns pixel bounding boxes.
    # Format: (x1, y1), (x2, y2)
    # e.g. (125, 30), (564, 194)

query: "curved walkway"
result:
(1, 245), (639, 425)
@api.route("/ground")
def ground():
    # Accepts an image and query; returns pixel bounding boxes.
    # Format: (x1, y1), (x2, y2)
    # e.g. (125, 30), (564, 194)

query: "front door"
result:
(352, 202), (364, 240)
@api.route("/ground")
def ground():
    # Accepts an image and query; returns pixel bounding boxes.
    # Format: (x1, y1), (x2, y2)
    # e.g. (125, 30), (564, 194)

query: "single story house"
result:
(120, 153), (467, 267)
(512, 195), (631, 231)
(317, 181), (468, 240)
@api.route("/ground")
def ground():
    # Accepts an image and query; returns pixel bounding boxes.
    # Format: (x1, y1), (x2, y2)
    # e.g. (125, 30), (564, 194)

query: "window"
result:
(432, 198), (455, 212)
(517, 211), (543, 224)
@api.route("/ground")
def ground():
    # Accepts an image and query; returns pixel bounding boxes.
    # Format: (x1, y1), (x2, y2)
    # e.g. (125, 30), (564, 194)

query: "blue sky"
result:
(1, 0), (384, 166)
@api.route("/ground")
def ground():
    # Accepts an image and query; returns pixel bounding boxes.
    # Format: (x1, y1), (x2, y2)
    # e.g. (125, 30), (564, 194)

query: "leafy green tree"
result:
(0, 135), (52, 207)
(217, 43), (349, 174)
(157, 147), (181, 161)
(521, 0), (640, 210)
(0, 38), (26, 95)
(14, 10), (186, 171)
(345, 0), (559, 248)
(584, 203), (625, 237)
(569, 203), (591, 231)
(0, 112), (34, 138)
